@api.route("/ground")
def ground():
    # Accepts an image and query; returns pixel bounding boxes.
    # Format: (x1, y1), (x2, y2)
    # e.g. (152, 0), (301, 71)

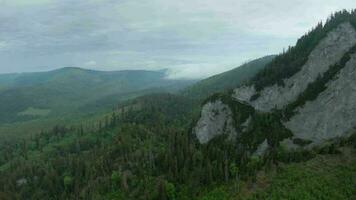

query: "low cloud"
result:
(0, 41), (8, 50)
(165, 63), (230, 80)
(84, 60), (97, 67)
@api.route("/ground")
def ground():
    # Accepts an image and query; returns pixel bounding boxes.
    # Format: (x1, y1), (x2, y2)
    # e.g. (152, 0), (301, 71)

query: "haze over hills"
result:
(0, 56), (275, 141)
(0, 67), (196, 139)
(0, 55), (276, 129)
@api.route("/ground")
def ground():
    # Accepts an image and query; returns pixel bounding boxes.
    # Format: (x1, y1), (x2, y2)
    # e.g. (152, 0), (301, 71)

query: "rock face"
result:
(194, 22), (356, 150)
(194, 100), (237, 144)
(232, 22), (356, 112)
(285, 53), (356, 146)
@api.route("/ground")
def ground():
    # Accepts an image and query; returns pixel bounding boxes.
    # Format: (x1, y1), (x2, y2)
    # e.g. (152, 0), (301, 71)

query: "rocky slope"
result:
(195, 100), (236, 144)
(232, 22), (356, 112)
(194, 14), (356, 154)
(284, 51), (356, 147)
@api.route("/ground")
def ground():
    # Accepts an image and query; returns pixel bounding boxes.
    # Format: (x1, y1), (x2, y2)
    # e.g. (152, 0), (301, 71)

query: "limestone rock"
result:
(284, 53), (356, 145)
(194, 100), (237, 144)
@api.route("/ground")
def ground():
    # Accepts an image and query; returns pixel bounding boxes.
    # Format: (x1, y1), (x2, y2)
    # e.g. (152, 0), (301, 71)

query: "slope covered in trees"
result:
(182, 56), (275, 100)
(1, 91), (354, 199)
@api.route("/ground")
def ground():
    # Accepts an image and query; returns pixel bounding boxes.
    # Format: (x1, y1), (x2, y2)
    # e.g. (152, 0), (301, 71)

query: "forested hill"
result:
(0, 67), (195, 124)
(0, 91), (355, 199)
(181, 55), (275, 100)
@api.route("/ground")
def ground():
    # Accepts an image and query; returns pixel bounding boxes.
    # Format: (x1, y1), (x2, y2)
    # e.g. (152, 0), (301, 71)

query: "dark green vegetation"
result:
(0, 58), (276, 199)
(198, 147), (356, 200)
(1, 10), (356, 200)
(252, 10), (356, 91)
(0, 92), (354, 199)
(182, 56), (275, 100)
(0, 67), (195, 139)
(0, 94), (200, 199)
(245, 148), (356, 200)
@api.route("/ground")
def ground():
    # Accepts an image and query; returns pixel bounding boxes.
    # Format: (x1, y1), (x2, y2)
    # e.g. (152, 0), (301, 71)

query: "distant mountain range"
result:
(0, 67), (195, 124)
(0, 55), (279, 141)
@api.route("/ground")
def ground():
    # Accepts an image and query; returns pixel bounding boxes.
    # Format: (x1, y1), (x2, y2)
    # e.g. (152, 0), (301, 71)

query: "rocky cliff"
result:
(232, 22), (356, 112)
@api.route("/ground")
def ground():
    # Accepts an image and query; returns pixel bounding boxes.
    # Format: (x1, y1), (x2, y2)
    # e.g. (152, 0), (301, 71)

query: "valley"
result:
(0, 68), (195, 140)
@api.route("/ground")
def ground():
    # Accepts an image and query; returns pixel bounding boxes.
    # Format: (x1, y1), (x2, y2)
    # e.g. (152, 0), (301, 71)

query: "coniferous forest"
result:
(1, 93), (354, 199)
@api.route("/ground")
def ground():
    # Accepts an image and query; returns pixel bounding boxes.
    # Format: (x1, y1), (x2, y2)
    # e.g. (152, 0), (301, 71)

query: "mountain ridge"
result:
(0, 67), (195, 125)
(182, 55), (275, 99)
(194, 10), (356, 153)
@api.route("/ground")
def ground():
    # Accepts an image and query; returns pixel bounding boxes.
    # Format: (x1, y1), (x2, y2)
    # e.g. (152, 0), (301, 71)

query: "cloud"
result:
(0, 0), (356, 77)
(165, 63), (231, 80)
(84, 60), (97, 67)
(0, 41), (8, 50)
(0, 0), (53, 7)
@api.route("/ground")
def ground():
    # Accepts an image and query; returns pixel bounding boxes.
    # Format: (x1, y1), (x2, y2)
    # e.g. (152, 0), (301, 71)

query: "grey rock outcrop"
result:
(284, 53), (356, 146)
(194, 100), (237, 144)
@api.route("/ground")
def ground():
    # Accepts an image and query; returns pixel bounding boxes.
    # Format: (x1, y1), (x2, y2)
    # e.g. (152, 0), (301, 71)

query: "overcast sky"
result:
(0, 0), (355, 79)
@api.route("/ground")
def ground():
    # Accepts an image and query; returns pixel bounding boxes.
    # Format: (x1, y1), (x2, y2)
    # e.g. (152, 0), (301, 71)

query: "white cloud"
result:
(165, 63), (227, 79)
(84, 60), (97, 66)
(0, 41), (8, 49)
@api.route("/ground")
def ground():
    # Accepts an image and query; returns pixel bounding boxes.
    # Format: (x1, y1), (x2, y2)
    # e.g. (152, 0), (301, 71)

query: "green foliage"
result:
(165, 181), (176, 200)
(246, 157), (356, 200)
(199, 188), (229, 200)
(292, 138), (313, 147)
(277, 147), (317, 163)
(349, 133), (356, 148)
(229, 163), (239, 179)
(0, 93), (200, 199)
(63, 176), (73, 190)
(111, 171), (122, 189)
(241, 111), (293, 156)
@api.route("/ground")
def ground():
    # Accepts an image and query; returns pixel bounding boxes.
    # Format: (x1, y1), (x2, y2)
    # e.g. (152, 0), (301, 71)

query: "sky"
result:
(0, 0), (356, 79)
